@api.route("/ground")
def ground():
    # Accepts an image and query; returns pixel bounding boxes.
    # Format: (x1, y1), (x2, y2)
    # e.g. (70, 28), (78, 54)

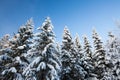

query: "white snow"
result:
(49, 58), (61, 70)
(1, 70), (7, 75)
(37, 62), (46, 71)
(17, 45), (26, 50)
(30, 57), (41, 67)
(15, 56), (22, 64)
(9, 67), (17, 73)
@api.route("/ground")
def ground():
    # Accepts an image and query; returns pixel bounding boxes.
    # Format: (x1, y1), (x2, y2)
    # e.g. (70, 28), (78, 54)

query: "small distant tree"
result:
(106, 32), (120, 60)
(0, 34), (10, 50)
(74, 33), (83, 59)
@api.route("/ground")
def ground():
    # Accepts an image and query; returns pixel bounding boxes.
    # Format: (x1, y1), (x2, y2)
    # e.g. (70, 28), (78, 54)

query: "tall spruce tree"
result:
(92, 29), (106, 79)
(61, 27), (73, 80)
(23, 17), (61, 80)
(61, 27), (86, 80)
(83, 35), (96, 79)
(74, 34), (88, 80)
(1, 18), (34, 80)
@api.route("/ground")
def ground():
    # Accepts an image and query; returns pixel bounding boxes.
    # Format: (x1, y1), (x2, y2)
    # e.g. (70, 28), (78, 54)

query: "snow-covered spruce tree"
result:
(1, 18), (34, 80)
(106, 32), (120, 61)
(82, 35), (96, 79)
(61, 27), (73, 80)
(92, 29), (106, 79)
(23, 17), (61, 80)
(74, 33), (83, 59)
(105, 32), (120, 79)
(83, 35), (93, 60)
(74, 34), (89, 80)
(61, 27), (86, 80)
(0, 34), (13, 80)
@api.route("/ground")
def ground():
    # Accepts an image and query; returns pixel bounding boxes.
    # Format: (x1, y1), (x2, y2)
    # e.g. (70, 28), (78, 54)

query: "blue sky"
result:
(0, 0), (120, 43)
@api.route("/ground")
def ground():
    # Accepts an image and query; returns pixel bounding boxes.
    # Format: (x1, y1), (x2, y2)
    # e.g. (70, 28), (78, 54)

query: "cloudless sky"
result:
(0, 0), (120, 43)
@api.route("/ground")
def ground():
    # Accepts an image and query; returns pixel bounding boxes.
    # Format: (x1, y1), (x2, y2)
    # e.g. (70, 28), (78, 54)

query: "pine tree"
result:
(23, 17), (61, 80)
(92, 29), (106, 79)
(74, 34), (88, 80)
(61, 27), (73, 80)
(106, 32), (120, 60)
(82, 35), (96, 79)
(74, 33), (83, 59)
(0, 34), (13, 79)
(1, 18), (34, 80)
(83, 35), (93, 60)
(105, 32), (120, 79)
(61, 27), (86, 80)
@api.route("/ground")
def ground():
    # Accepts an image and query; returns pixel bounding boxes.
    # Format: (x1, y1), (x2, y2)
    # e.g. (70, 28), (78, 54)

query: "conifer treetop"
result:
(38, 17), (53, 32)
(75, 33), (81, 48)
(62, 26), (72, 43)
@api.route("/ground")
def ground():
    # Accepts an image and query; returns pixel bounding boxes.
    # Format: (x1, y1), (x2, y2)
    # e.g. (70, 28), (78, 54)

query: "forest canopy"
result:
(0, 17), (120, 80)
